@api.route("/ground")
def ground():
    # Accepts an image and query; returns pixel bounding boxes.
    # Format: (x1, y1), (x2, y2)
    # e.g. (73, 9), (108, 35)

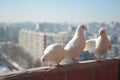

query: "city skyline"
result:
(0, 0), (120, 23)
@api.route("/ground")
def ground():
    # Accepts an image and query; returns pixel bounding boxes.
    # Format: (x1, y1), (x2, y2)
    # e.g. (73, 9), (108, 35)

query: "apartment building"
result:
(19, 29), (46, 58)
(19, 29), (67, 58)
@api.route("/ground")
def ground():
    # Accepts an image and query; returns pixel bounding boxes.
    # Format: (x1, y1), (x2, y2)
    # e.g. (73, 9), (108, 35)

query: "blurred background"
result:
(0, 0), (120, 74)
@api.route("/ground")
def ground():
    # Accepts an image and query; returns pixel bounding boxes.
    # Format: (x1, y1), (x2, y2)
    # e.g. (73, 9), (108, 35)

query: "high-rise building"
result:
(19, 29), (67, 58)
(45, 31), (67, 46)
(19, 29), (46, 58)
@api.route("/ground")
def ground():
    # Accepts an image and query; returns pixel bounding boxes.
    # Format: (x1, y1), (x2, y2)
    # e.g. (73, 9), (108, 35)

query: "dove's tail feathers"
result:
(84, 39), (96, 51)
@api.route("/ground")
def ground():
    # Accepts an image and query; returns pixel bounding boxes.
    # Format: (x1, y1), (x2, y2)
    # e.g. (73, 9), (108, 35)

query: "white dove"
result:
(61, 25), (87, 64)
(41, 43), (65, 67)
(84, 28), (111, 60)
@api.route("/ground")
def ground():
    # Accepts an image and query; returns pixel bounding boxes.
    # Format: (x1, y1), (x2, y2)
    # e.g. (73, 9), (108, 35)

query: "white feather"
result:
(84, 28), (111, 59)
(41, 43), (65, 66)
(63, 25), (86, 64)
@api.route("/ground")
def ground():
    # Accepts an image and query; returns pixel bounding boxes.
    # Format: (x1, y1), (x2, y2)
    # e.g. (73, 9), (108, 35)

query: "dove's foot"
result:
(72, 58), (79, 64)
(96, 58), (103, 63)
(96, 60), (102, 63)
(56, 64), (63, 67)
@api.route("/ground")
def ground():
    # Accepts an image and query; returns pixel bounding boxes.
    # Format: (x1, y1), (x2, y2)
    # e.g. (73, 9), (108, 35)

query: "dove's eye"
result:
(82, 26), (85, 29)
(101, 31), (104, 34)
(42, 59), (45, 61)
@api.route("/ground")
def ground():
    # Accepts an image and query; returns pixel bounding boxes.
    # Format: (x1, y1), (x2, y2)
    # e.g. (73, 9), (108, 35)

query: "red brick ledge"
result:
(0, 59), (119, 80)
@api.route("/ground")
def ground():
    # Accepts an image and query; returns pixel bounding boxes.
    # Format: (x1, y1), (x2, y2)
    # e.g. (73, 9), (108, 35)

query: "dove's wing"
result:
(84, 39), (96, 53)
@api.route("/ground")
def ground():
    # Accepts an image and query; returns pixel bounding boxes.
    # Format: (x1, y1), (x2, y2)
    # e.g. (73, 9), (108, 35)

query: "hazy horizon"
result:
(0, 0), (120, 24)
